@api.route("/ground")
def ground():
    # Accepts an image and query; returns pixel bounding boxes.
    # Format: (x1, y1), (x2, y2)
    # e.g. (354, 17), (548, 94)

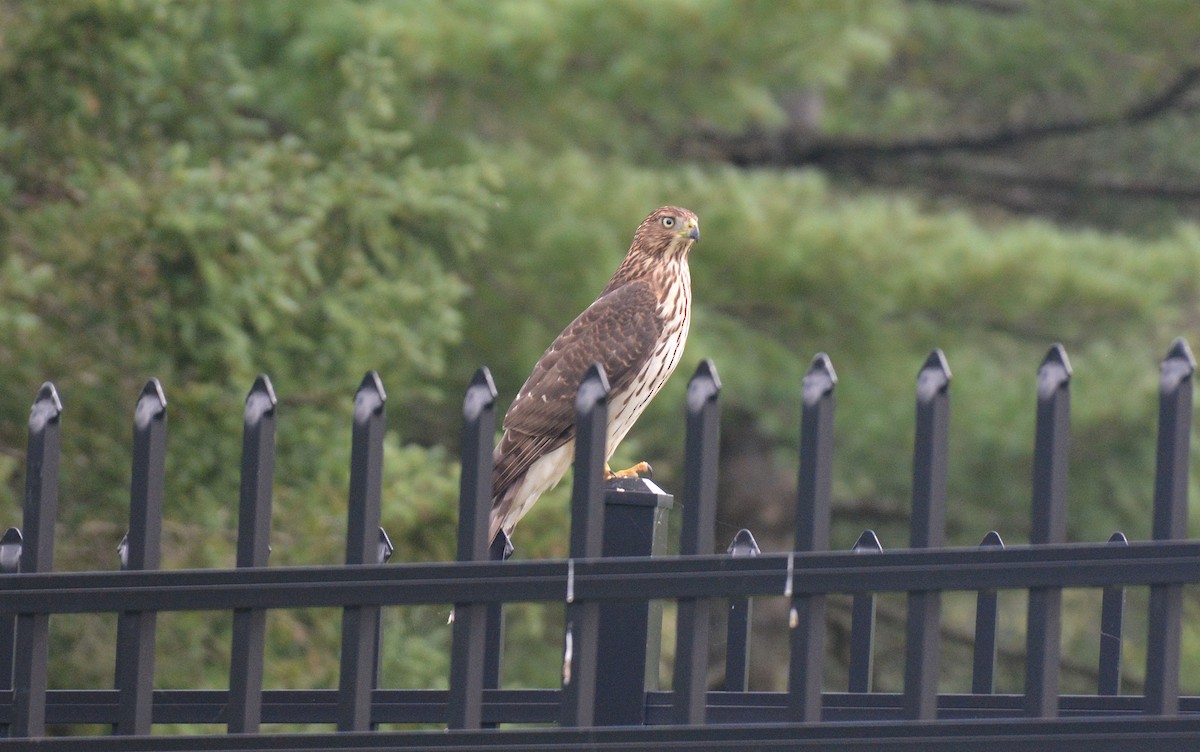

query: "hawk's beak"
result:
(685, 221), (700, 242)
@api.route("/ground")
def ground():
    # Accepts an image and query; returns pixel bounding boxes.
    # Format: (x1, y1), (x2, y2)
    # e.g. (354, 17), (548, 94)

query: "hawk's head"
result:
(604, 206), (700, 292)
(632, 206), (700, 260)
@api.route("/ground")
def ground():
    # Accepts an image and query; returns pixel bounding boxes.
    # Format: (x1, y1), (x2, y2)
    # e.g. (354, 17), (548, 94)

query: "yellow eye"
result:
(661, 216), (675, 229)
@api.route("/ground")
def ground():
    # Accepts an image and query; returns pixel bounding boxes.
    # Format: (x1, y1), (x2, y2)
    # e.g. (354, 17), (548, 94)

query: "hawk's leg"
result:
(604, 461), (653, 480)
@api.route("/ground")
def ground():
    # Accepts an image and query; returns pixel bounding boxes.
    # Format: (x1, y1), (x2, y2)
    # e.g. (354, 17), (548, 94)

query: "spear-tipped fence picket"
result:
(4, 342), (1200, 750)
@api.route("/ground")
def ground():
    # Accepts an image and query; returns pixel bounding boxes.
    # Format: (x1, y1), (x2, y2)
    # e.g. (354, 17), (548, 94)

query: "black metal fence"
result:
(4, 340), (1200, 751)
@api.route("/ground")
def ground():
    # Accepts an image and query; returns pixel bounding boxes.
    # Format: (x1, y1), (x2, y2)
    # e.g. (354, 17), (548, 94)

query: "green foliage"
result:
(4, 0), (1200, 722)
(0, 0), (491, 699)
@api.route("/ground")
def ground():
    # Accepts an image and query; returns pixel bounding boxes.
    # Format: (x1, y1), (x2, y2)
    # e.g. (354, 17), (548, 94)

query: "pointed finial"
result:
(726, 528), (760, 557)
(354, 371), (387, 421)
(577, 363), (611, 412)
(378, 527), (394, 564)
(802, 353), (837, 406)
(916, 349), (951, 402)
(0, 528), (22, 574)
(134, 378), (167, 429)
(117, 532), (129, 570)
(979, 530), (1004, 547)
(29, 382), (63, 432)
(1160, 338), (1196, 392)
(687, 359), (721, 412)
(1036, 344), (1072, 400)
(1166, 336), (1196, 367)
(245, 375), (277, 422)
(463, 366), (498, 420)
(491, 529), (514, 561)
(852, 529), (883, 553)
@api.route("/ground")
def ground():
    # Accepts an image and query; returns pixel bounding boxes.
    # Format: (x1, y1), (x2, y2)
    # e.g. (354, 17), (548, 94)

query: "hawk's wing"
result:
(492, 280), (661, 501)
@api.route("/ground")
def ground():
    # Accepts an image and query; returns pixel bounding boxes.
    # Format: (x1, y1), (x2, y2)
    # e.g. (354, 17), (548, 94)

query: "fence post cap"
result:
(603, 476), (674, 509)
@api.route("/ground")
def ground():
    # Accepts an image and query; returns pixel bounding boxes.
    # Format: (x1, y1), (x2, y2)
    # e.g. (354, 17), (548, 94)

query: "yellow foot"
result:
(604, 461), (653, 480)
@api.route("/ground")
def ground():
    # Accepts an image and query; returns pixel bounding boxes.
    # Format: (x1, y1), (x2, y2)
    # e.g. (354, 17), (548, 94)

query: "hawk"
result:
(489, 206), (700, 543)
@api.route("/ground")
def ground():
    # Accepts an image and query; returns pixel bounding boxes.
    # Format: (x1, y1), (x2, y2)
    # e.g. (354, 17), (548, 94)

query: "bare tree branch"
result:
(921, 0), (1028, 16)
(699, 66), (1200, 168)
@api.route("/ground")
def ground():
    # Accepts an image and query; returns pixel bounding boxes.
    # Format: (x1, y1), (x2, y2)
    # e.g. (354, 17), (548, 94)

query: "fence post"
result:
(847, 530), (882, 694)
(337, 372), (387, 732)
(1144, 338), (1193, 716)
(593, 478), (674, 726)
(787, 353), (836, 722)
(904, 350), (950, 721)
(228, 375), (277, 734)
(560, 364), (609, 727)
(972, 531), (1004, 695)
(673, 360), (721, 725)
(11, 383), (61, 738)
(1098, 532), (1128, 696)
(723, 529), (759, 692)
(447, 368), (497, 730)
(114, 379), (168, 736)
(1025, 344), (1071, 717)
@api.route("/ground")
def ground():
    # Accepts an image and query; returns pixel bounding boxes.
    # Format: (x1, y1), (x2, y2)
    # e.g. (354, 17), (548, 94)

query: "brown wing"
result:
(492, 280), (662, 502)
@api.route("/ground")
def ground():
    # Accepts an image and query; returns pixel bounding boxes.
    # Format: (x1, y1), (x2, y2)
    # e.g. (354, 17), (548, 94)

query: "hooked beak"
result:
(684, 219), (700, 242)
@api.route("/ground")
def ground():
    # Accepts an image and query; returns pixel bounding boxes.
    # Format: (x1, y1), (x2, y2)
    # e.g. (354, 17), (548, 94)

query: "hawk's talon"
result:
(605, 461), (653, 480)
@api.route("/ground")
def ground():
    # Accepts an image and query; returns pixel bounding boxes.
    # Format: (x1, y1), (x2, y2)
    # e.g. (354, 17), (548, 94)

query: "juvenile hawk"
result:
(489, 206), (700, 543)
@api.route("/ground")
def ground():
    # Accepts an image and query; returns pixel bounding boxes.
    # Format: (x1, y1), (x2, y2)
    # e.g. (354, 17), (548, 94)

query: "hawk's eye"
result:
(661, 216), (675, 229)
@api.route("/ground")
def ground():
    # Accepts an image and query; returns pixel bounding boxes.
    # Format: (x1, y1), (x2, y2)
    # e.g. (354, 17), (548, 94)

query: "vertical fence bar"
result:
(1025, 344), (1071, 718)
(787, 353), (836, 722)
(723, 529), (759, 692)
(114, 379), (168, 736)
(673, 360), (721, 726)
(904, 350), (950, 721)
(337, 372), (387, 732)
(972, 531), (1004, 695)
(482, 530), (512, 715)
(594, 477), (674, 725)
(1098, 532), (1128, 696)
(227, 376), (277, 734)
(1144, 338), (1193, 716)
(561, 365), (610, 727)
(371, 528), (394, 694)
(11, 383), (61, 738)
(447, 368), (497, 730)
(847, 530), (882, 694)
(0, 526), (21, 735)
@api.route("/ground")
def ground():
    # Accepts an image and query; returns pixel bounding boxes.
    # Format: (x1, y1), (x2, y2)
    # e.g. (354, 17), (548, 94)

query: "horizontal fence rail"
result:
(2, 542), (1200, 613)
(2, 339), (1199, 751)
